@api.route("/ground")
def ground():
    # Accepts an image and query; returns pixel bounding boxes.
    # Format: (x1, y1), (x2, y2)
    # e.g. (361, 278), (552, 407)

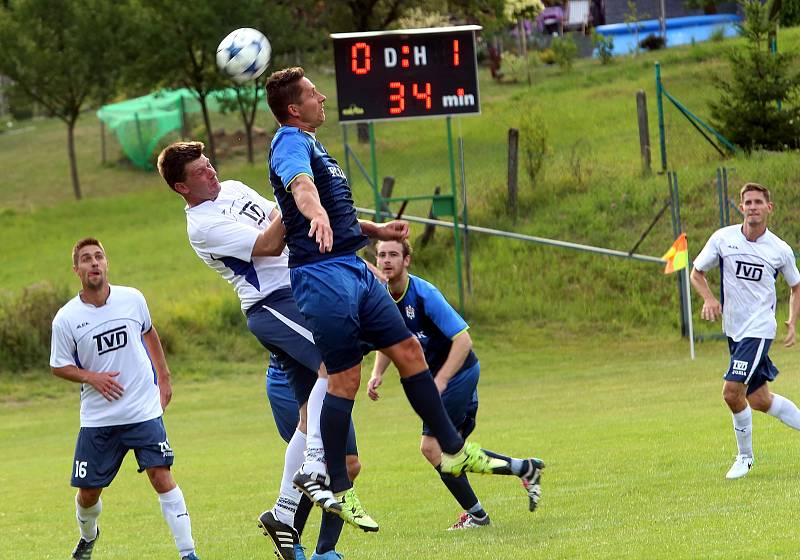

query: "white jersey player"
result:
(691, 183), (800, 479)
(50, 238), (199, 560)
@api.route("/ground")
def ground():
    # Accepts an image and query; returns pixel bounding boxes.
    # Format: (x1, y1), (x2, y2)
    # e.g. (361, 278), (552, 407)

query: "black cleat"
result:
(520, 458), (545, 512)
(257, 510), (299, 560)
(72, 527), (99, 559)
(292, 470), (342, 514)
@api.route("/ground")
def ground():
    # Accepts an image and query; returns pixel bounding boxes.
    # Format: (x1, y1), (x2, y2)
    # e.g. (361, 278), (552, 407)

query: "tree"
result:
(217, 78), (268, 164)
(710, 0), (800, 151)
(0, 0), (124, 200)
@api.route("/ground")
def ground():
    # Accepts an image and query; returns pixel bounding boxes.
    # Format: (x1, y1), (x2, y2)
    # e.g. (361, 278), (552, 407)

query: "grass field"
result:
(5, 336), (800, 559)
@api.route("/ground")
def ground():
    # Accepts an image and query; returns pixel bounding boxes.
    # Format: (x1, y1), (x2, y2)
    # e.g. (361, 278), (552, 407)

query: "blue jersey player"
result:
(265, 67), (544, 554)
(369, 240), (544, 529)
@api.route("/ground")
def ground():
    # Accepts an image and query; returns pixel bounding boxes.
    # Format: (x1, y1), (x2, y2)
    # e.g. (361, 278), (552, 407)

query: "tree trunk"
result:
(357, 122), (370, 143)
(67, 118), (82, 200)
(245, 121), (254, 164)
(198, 95), (217, 169)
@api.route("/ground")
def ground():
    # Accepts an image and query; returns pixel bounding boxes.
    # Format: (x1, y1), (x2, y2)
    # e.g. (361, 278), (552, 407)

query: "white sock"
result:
(158, 486), (195, 557)
(767, 394), (800, 430)
(302, 377), (328, 475)
(732, 405), (753, 457)
(75, 495), (101, 541)
(274, 429), (306, 526)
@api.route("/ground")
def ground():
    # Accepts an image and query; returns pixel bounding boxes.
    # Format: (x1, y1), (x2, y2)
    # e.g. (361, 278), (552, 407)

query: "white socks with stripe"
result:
(767, 393), (800, 430)
(274, 429), (306, 526)
(302, 377), (328, 475)
(732, 405), (753, 457)
(75, 495), (101, 542)
(158, 486), (195, 557)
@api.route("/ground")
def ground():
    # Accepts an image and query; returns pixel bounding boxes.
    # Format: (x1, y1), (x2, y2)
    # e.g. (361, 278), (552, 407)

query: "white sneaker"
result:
(725, 454), (754, 479)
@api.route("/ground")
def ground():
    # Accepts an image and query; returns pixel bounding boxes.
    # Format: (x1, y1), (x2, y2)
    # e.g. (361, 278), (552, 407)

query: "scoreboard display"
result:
(330, 25), (481, 123)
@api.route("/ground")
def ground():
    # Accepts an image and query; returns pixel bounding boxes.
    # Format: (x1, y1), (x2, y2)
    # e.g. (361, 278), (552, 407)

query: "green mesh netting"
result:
(96, 88), (260, 170)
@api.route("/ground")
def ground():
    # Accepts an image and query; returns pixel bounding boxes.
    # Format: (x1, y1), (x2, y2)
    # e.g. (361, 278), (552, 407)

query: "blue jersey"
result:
(268, 126), (367, 267)
(392, 274), (477, 377)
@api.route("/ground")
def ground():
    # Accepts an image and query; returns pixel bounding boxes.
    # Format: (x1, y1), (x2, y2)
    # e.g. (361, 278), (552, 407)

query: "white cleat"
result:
(725, 454), (754, 479)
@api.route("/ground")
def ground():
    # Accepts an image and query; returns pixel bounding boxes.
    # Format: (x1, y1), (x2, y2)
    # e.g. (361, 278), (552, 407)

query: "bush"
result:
(0, 282), (71, 373)
(538, 48), (556, 65)
(551, 36), (578, 70)
(709, 26), (727, 42)
(519, 104), (548, 187)
(639, 34), (665, 51)
(499, 52), (540, 83)
(781, 0), (800, 27)
(592, 32), (615, 64)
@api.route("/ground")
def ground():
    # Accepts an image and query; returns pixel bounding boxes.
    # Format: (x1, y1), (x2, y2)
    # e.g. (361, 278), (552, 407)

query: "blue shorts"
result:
(247, 287), (320, 406)
(290, 255), (412, 373)
(422, 362), (480, 437)
(266, 363), (358, 455)
(725, 337), (779, 395)
(71, 416), (173, 488)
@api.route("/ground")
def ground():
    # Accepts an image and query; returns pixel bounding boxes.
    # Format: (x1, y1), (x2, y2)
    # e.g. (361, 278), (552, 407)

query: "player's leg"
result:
(129, 418), (198, 559)
(313, 433), (360, 558)
(73, 488), (103, 560)
(746, 350), (800, 429)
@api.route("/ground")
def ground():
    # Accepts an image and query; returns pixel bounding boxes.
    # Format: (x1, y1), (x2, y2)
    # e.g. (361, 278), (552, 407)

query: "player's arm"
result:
(434, 330), (473, 393)
(251, 207), (286, 257)
(367, 351), (392, 401)
(784, 282), (800, 347)
(52, 365), (124, 402)
(690, 267), (722, 321)
(360, 219), (409, 242)
(290, 175), (332, 252)
(142, 326), (173, 410)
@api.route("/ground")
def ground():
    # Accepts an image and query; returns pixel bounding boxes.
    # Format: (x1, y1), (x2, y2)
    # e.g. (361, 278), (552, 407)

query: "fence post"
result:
(418, 186), (441, 247)
(507, 128), (519, 217)
(636, 90), (651, 175)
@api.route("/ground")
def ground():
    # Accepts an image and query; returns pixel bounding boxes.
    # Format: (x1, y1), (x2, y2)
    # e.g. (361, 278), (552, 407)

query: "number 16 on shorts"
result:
(75, 460), (88, 479)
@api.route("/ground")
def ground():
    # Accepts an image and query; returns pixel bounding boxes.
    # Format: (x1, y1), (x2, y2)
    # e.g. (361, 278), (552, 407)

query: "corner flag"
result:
(662, 233), (688, 274)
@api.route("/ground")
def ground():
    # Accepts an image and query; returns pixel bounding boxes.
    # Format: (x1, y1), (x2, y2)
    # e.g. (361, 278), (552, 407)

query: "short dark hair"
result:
(740, 182), (771, 203)
(157, 141), (205, 191)
(72, 237), (105, 267)
(265, 67), (306, 123)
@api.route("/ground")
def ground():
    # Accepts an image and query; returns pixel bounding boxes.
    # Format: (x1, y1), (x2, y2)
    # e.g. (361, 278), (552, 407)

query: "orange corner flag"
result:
(661, 233), (688, 274)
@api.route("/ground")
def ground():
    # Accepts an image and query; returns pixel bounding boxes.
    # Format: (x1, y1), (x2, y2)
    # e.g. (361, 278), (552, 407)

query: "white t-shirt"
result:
(50, 285), (163, 428)
(185, 180), (291, 312)
(694, 225), (800, 341)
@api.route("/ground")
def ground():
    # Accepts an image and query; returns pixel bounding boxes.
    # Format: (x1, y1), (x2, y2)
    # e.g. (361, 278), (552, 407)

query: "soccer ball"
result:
(216, 28), (271, 84)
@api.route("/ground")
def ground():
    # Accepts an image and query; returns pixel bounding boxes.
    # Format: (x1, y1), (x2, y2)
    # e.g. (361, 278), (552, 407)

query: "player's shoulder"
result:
(110, 284), (146, 303)
(764, 228), (793, 251)
(271, 126), (312, 149)
(409, 274), (445, 301)
(52, 294), (83, 325)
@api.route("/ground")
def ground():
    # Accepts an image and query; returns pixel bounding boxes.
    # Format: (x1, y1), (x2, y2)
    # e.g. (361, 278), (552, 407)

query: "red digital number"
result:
(412, 83), (432, 110)
(389, 82), (405, 114)
(351, 42), (371, 75)
(453, 39), (460, 66)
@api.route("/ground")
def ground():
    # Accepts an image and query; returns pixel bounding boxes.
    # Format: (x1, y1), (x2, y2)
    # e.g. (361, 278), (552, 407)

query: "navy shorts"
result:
(266, 362), (358, 455)
(247, 287), (320, 406)
(290, 255), (412, 373)
(725, 337), (779, 395)
(422, 362), (480, 437)
(71, 416), (173, 488)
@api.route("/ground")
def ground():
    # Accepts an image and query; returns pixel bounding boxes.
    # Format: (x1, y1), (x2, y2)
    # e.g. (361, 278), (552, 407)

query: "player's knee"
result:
(147, 467), (176, 493)
(395, 337), (427, 375)
(346, 455), (361, 481)
(723, 386), (746, 411)
(420, 440), (440, 465)
(328, 368), (361, 398)
(77, 487), (102, 507)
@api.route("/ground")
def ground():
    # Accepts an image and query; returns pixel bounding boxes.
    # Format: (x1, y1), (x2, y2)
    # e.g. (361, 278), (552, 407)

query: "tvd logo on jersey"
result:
(735, 260), (764, 282)
(93, 325), (128, 355)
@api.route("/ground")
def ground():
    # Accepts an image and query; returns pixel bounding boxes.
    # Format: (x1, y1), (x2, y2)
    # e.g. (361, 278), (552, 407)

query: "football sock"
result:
(320, 393), (354, 493)
(480, 449), (521, 475)
(732, 405), (753, 457)
(316, 510), (345, 555)
(304, 377), (328, 475)
(767, 394), (800, 430)
(274, 429), (306, 527)
(467, 502), (488, 519)
(401, 370), (463, 454)
(437, 467), (482, 513)
(294, 495), (313, 538)
(75, 494), (101, 542)
(158, 486), (195, 557)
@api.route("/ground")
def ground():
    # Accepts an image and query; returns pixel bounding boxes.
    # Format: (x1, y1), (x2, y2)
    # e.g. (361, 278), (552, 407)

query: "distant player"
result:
(369, 240), (544, 529)
(157, 141), (359, 560)
(690, 183), (800, 479)
(50, 238), (199, 560)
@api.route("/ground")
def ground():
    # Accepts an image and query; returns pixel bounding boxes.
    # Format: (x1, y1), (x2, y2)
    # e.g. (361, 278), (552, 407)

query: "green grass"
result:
(4, 337), (800, 558)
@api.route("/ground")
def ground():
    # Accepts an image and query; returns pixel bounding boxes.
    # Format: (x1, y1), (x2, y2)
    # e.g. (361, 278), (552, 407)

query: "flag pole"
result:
(683, 268), (695, 360)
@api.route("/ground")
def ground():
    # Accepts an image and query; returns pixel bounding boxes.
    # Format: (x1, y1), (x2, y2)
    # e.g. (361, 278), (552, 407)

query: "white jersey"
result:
(185, 180), (291, 312)
(694, 225), (800, 341)
(49, 285), (163, 428)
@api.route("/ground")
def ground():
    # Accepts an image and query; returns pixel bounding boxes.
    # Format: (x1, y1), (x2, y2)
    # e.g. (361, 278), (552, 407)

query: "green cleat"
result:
(440, 442), (507, 476)
(336, 487), (379, 532)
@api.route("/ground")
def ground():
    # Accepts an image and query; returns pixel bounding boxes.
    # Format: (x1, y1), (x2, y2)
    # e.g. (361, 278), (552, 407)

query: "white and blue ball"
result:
(216, 28), (271, 84)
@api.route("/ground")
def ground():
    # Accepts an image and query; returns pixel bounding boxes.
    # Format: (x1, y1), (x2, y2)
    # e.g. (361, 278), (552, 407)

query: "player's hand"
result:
(160, 378), (173, 410)
(367, 375), (382, 401)
(308, 214), (333, 253)
(700, 298), (722, 321)
(376, 220), (409, 242)
(434, 376), (448, 394)
(88, 371), (124, 401)
(784, 321), (796, 348)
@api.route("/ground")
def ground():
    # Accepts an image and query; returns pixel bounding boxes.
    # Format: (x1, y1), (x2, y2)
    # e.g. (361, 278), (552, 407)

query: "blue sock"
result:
(401, 370), (463, 454)
(316, 510), (344, 555)
(320, 393), (353, 493)
(438, 468), (483, 515)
